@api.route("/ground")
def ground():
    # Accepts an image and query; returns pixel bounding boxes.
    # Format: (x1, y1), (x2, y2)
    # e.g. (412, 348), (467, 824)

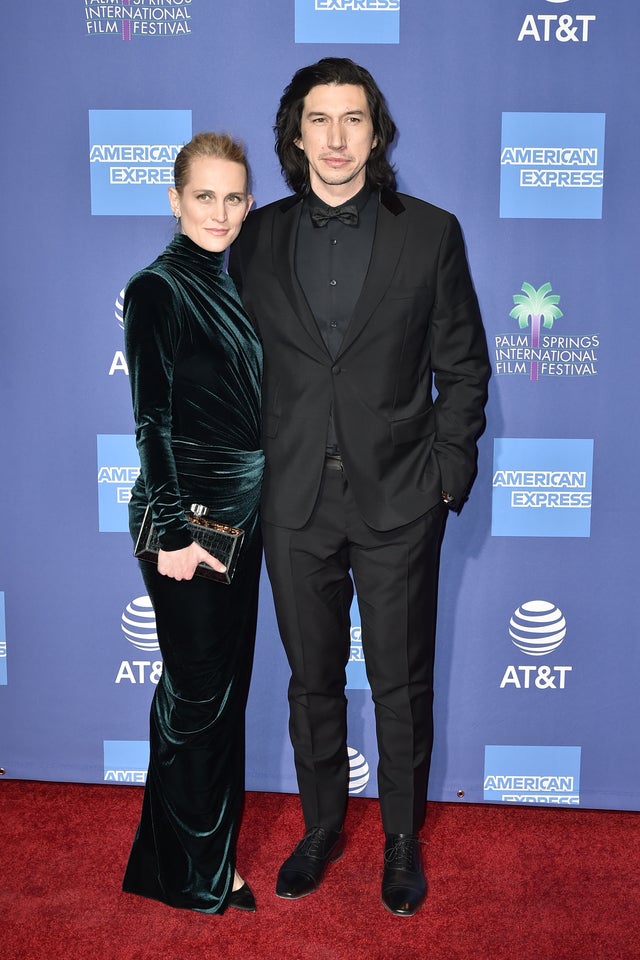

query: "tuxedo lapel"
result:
(271, 196), (330, 357)
(337, 190), (407, 359)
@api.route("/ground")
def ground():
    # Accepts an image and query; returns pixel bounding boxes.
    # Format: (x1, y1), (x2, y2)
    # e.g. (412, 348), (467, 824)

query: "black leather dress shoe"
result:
(275, 827), (344, 899)
(381, 834), (427, 917)
(228, 881), (256, 912)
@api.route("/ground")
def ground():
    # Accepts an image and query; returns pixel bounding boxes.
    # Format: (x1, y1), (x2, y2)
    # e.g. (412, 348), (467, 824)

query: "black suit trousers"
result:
(263, 464), (447, 836)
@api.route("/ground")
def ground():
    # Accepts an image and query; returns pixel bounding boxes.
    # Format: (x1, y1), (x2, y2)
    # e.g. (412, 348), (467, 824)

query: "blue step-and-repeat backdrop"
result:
(1, 1), (639, 811)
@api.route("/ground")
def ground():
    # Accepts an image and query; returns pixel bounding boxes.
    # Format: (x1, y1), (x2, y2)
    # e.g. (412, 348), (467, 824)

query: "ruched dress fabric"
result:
(121, 233), (264, 914)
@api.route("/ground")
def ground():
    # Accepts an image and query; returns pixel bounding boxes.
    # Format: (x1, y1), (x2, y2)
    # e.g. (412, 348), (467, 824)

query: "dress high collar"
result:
(167, 232), (226, 271)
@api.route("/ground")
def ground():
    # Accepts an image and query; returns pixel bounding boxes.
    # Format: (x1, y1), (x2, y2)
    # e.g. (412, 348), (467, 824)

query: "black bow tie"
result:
(310, 203), (359, 228)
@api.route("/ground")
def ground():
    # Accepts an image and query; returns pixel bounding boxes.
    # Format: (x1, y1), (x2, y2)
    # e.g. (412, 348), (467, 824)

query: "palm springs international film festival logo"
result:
(517, 0), (596, 44)
(85, 0), (195, 39)
(500, 600), (572, 691)
(500, 112), (605, 219)
(494, 282), (599, 382)
(295, 0), (400, 45)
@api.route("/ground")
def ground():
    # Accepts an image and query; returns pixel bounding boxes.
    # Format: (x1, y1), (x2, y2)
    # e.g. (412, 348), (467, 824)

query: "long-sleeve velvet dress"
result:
(121, 233), (264, 914)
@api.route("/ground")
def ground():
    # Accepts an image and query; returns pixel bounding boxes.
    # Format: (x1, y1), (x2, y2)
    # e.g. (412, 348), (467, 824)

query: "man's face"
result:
(294, 83), (378, 203)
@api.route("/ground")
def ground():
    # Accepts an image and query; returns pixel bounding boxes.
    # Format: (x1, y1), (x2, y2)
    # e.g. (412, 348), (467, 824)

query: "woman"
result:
(121, 133), (263, 914)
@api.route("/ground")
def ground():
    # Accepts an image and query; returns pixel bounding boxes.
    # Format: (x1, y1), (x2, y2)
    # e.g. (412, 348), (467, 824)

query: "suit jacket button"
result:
(331, 365), (341, 374)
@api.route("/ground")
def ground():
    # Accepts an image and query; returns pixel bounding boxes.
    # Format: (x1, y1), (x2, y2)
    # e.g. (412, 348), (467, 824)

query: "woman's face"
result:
(168, 156), (253, 253)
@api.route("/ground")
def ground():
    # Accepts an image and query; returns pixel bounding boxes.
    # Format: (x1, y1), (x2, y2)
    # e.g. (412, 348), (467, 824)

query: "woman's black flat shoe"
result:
(228, 882), (256, 912)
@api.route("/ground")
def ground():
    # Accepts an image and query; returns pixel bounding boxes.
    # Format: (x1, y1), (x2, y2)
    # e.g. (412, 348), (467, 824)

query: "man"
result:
(229, 58), (490, 917)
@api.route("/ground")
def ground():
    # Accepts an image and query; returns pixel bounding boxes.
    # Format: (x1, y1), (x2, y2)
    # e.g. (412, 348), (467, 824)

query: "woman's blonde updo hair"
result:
(173, 132), (251, 195)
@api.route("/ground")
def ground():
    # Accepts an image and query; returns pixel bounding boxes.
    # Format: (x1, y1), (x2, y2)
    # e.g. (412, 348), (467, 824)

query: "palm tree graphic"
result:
(510, 282), (563, 381)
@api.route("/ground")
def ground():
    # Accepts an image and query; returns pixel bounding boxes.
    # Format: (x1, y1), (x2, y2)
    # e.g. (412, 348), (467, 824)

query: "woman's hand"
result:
(157, 542), (227, 581)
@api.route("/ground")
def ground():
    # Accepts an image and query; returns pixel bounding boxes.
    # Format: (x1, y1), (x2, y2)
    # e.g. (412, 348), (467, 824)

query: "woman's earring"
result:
(174, 211), (180, 223)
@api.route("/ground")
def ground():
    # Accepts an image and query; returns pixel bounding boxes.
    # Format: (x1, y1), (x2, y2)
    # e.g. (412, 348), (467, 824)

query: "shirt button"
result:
(330, 321), (337, 328)
(331, 239), (338, 245)
(329, 279), (337, 286)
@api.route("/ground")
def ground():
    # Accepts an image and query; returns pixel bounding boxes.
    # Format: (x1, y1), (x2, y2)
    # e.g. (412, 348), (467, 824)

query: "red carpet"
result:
(3, 780), (638, 959)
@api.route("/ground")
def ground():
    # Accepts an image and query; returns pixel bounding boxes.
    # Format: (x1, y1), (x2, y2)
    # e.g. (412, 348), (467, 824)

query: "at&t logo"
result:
(115, 288), (125, 330)
(518, 1), (596, 43)
(500, 600), (572, 690)
(115, 596), (163, 684)
(348, 746), (370, 794)
(109, 287), (129, 376)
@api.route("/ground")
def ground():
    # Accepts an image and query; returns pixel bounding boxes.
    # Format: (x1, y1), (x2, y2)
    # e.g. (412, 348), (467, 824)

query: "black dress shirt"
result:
(296, 184), (378, 452)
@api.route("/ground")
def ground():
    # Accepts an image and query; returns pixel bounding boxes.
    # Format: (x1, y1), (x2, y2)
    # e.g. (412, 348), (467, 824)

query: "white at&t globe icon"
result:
(121, 595), (159, 652)
(115, 287), (125, 329)
(348, 746), (370, 794)
(509, 600), (566, 656)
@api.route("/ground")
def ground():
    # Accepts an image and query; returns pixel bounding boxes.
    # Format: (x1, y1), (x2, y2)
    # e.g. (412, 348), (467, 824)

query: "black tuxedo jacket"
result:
(229, 189), (490, 531)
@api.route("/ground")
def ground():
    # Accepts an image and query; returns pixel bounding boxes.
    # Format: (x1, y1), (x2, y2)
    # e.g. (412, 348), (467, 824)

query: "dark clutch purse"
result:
(134, 504), (244, 584)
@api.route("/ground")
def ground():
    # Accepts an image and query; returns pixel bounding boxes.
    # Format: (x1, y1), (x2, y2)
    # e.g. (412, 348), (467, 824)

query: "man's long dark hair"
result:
(275, 58), (397, 196)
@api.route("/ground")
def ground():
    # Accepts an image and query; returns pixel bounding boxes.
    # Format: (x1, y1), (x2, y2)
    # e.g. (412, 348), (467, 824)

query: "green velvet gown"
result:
(121, 233), (264, 914)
